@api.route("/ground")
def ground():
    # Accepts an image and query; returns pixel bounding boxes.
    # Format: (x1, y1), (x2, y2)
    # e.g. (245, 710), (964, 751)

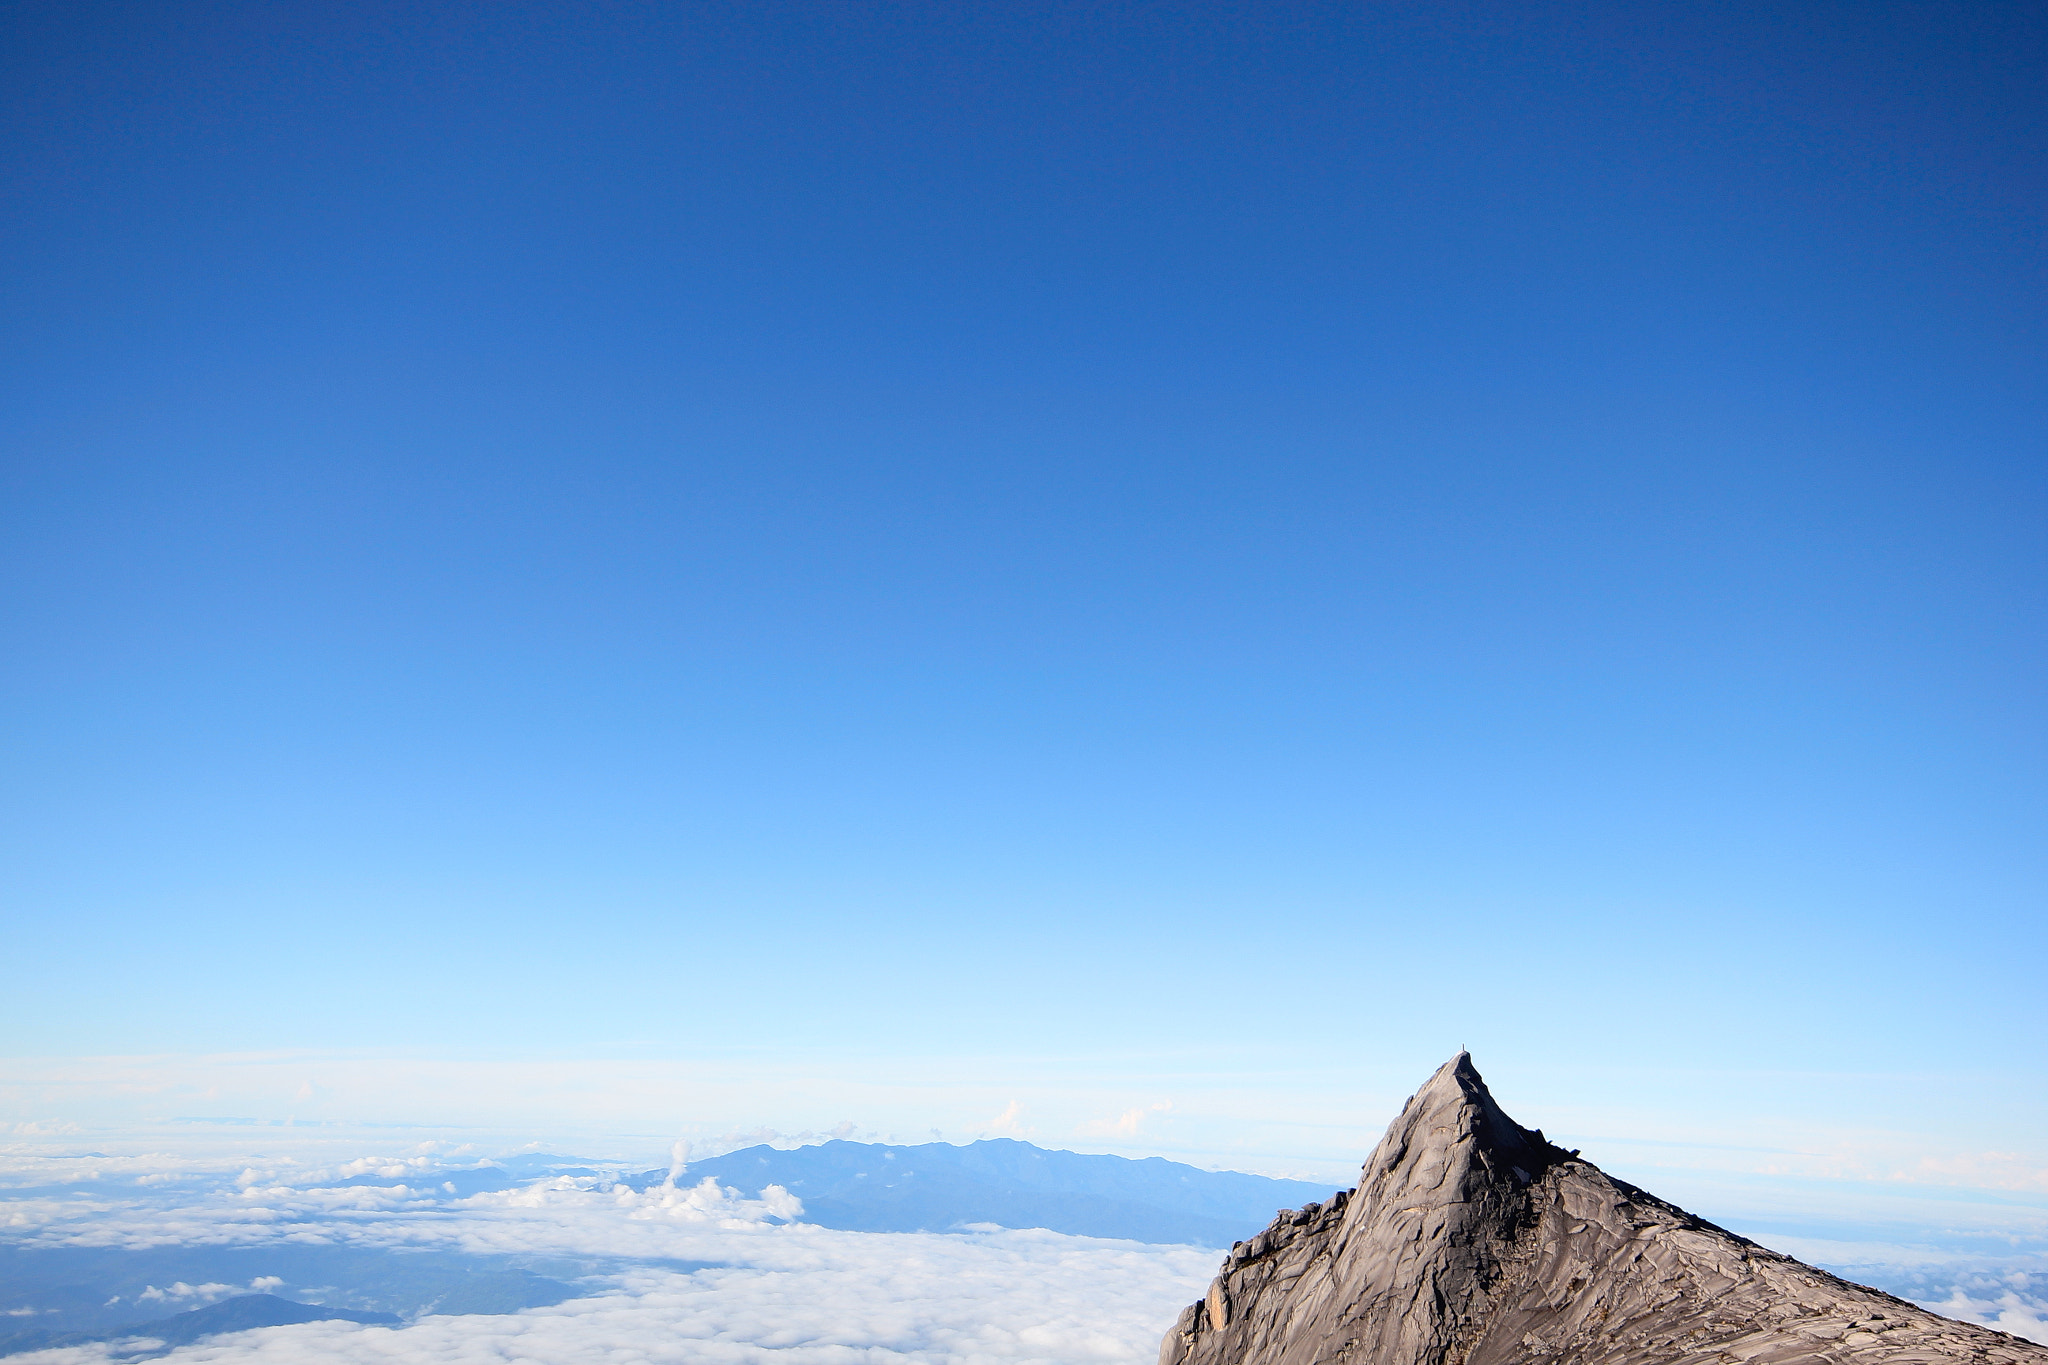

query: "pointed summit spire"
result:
(1160, 1055), (2048, 1365)
(1352, 1052), (1561, 1214)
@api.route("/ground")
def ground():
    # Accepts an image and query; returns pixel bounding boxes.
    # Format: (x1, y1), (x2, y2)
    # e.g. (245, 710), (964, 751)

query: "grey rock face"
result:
(1161, 1054), (2048, 1365)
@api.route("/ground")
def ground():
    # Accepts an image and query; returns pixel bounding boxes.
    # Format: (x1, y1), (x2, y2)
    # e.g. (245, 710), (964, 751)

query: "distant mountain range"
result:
(628, 1137), (1342, 1247)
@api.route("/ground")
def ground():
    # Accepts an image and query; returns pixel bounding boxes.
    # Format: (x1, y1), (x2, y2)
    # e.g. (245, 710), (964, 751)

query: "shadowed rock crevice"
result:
(1161, 1054), (2048, 1365)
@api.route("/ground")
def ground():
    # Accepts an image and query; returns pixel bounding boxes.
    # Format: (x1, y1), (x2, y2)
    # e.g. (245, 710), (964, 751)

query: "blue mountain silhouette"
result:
(631, 1138), (1340, 1246)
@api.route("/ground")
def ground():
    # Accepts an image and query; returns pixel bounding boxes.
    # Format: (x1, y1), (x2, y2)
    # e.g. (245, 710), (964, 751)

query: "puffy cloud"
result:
(1078, 1103), (1172, 1139)
(0, 1131), (1218, 1364)
(333, 1157), (437, 1179)
(1921, 1281), (2048, 1345)
(10, 1236), (1211, 1365)
(6, 1121), (2047, 1365)
(979, 1102), (1027, 1136)
(136, 1283), (235, 1304)
(5, 1187), (1213, 1365)
(1758, 1241), (2048, 1348)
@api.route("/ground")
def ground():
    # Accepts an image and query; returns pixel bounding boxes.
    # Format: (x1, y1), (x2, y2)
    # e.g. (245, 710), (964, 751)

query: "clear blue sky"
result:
(2, 0), (2042, 1121)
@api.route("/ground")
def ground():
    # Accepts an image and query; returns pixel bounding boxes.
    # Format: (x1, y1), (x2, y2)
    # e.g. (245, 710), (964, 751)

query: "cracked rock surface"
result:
(1161, 1054), (2047, 1365)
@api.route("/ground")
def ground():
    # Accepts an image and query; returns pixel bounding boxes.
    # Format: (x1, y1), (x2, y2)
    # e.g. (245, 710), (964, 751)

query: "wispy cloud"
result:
(1078, 1103), (1172, 1139)
(979, 1101), (1028, 1136)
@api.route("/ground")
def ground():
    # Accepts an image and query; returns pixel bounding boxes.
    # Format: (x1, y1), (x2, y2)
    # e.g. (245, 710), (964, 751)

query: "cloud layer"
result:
(14, 1242), (1205, 1365)
(4, 1124), (2045, 1363)
(2, 1134), (1218, 1364)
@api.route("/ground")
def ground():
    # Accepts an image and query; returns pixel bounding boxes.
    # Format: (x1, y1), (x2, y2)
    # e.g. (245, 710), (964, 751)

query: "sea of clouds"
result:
(0, 1130), (1217, 1364)
(2, 1124), (2044, 1363)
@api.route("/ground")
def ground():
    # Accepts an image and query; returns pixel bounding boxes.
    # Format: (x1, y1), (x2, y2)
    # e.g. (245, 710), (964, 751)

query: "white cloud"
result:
(4, 1190), (1213, 1365)
(0, 1129), (1220, 1365)
(7, 1115), (2048, 1365)
(980, 1101), (1028, 1136)
(15, 1238), (1208, 1365)
(1920, 1285), (2048, 1345)
(136, 1282), (235, 1304)
(334, 1156), (437, 1179)
(1078, 1102), (1172, 1139)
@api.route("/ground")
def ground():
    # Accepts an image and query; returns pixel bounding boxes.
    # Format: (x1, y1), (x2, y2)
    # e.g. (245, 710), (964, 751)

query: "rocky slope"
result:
(1161, 1054), (2047, 1365)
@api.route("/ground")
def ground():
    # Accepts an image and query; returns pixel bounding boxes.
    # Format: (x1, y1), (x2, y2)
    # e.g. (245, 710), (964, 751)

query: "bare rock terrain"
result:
(1162, 1054), (2047, 1365)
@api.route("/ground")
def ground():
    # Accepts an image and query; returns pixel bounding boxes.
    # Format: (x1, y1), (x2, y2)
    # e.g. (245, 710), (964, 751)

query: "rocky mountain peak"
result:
(1161, 1054), (2048, 1365)
(1356, 1050), (1564, 1212)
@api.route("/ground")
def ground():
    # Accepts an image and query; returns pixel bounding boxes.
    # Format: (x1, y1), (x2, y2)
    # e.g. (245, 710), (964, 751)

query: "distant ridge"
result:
(630, 1137), (1340, 1247)
(1161, 1054), (2048, 1365)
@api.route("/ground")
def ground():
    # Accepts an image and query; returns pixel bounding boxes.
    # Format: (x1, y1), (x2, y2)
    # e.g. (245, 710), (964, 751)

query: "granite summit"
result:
(1161, 1054), (2047, 1365)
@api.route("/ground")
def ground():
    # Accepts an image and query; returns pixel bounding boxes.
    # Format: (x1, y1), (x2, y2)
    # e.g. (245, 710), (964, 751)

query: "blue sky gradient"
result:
(2, 0), (2043, 1175)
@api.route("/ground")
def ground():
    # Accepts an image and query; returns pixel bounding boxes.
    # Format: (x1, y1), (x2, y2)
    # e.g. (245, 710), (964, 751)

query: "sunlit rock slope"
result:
(1162, 1054), (2048, 1365)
